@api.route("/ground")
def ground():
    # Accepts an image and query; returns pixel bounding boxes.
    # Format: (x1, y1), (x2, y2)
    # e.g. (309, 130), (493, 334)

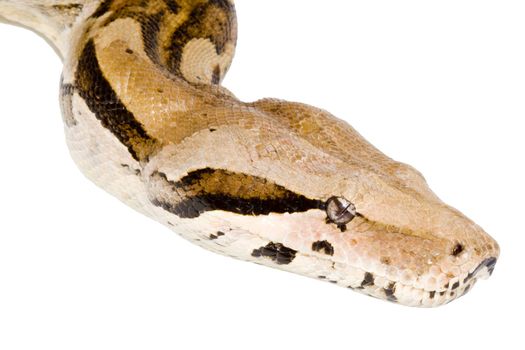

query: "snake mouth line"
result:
(346, 266), (481, 307)
(289, 247), (498, 306)
(231, 225), (498, 306)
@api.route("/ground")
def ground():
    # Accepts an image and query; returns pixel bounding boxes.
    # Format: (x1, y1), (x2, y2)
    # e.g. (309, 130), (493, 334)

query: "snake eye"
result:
(325, 196), (357, 225)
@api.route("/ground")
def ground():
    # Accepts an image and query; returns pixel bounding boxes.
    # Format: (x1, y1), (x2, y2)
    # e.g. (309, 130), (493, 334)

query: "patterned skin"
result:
(0, 0), (499, 307)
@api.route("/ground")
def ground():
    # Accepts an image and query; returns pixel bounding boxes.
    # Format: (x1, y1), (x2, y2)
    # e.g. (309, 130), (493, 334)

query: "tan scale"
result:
(0, 0), (499, 307)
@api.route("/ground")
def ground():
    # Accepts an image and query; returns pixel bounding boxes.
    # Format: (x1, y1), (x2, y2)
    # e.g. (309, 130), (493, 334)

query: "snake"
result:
(0, 0), (500, 307)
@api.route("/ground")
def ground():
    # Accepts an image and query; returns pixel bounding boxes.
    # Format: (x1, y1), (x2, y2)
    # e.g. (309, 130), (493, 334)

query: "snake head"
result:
(143, 101), (499, 307)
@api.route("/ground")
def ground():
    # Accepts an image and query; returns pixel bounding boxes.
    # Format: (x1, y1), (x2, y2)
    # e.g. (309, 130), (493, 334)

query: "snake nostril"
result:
(451, 243), (465, 256)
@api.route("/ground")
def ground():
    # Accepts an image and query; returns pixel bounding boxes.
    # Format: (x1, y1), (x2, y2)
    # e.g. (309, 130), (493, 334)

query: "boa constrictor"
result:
(0, 0), (499, 307)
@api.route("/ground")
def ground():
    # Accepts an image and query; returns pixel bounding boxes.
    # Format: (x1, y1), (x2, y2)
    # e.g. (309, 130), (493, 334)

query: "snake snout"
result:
(471, 257), (497, 280)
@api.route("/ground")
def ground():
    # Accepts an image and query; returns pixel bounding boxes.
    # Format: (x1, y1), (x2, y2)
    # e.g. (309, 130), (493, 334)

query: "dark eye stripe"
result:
(149, 168), (324, 218)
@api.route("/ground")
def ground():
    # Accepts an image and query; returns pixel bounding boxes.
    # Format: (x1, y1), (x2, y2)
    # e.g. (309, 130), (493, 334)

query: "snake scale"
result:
(0, 0), (499, 307)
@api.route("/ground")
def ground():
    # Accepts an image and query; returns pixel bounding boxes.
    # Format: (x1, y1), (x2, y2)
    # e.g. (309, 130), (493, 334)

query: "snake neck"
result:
(0, 1), (97, 58)
(52, 0), (238, 163)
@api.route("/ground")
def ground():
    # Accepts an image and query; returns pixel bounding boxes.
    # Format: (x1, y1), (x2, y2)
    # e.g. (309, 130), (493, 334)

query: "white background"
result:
(0, 1), (524, 349)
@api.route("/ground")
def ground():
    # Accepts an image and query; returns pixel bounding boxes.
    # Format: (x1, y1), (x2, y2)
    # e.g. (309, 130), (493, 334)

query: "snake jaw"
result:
(183, 197), (498, 307)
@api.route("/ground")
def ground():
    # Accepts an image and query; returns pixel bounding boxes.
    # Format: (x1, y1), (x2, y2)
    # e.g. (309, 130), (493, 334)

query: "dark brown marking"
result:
(429, 291), (436, 299)
(150, 168), (323, 218)
(360, 272), (374, 288)
(120, 164), (141, 176)
(463, 284), (471, 295)
(209, 231), (225, 240)
(52, 3), (84, 11)
(212, 65), (221, 84)
(311, 240), (334, 256)
(251, 242), (297, 265)
(59, 78), (77, 127)
(163, 0), (181, 14)
(452, 281), (460, 290)
(384, 283), (397, 302)
(47, 2), (84, 28)
(125, 48), (134, 54)
(91, 0), (113, 18)
(53, 3), (83, 10)
(75, 40), (157, 161)
(138, 11), (164, 64)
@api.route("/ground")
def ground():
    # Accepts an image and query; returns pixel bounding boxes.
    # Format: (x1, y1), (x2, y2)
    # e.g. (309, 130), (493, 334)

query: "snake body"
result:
(0, 0), (499, 307)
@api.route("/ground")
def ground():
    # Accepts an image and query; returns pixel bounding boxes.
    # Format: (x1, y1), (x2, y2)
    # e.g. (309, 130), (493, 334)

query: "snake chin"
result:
(321, 256), (497, 307)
